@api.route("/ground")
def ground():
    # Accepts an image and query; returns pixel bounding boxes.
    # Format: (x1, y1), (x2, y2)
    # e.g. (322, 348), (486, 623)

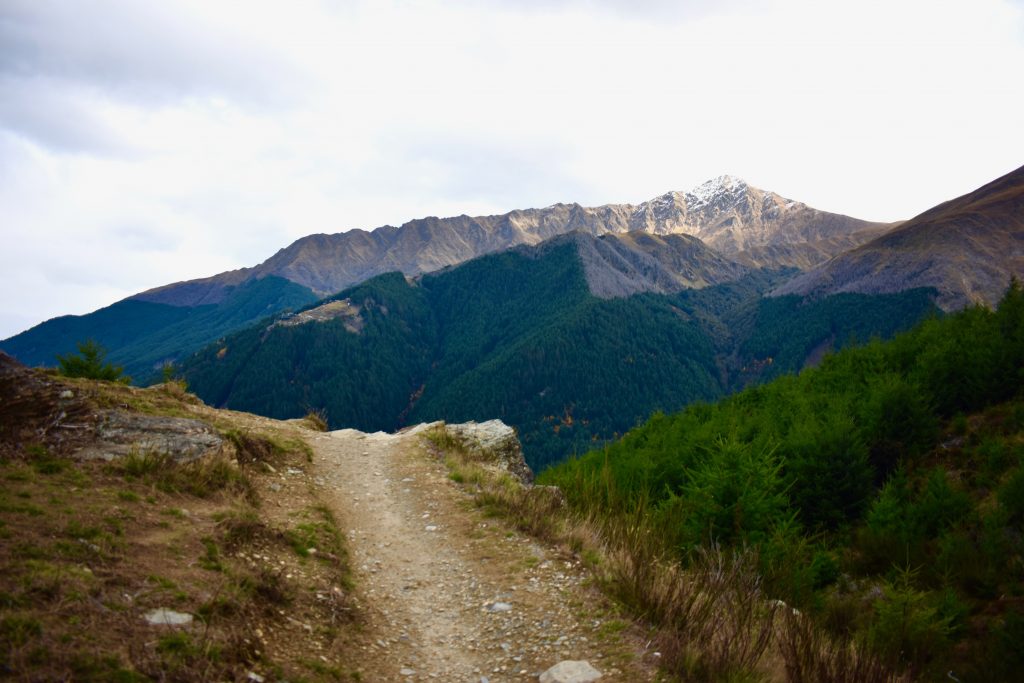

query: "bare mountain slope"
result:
(136, 177), (889, 306)
(534, 231), (750, 298)
(775, 164), (1024, 310)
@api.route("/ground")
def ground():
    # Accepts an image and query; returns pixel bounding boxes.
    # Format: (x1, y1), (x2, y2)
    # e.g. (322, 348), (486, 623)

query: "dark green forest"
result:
(539, 280), (1024, 680)
(182, 242), (937, 469)
(0, 276), (318, 381)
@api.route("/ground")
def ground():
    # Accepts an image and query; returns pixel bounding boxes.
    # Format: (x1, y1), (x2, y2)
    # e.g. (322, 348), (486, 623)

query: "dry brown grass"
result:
(778, 610), (911, 683)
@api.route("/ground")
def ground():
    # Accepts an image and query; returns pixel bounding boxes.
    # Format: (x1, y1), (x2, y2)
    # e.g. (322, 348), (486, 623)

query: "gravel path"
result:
(310, 427), (656, 682)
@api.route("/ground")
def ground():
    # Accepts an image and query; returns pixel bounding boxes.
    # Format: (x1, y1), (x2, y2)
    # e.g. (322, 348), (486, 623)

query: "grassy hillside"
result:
(1, 276), (318, 382)
(182, 242), (938, 470)
(0, 363), (359, 681)
(539, 280), (1024, 680)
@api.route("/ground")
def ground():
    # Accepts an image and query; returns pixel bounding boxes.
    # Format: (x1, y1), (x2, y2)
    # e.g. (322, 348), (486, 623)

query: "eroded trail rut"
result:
(309, 427), (655, 682)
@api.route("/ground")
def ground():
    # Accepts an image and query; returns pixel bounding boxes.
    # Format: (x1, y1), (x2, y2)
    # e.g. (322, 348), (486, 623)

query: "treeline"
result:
(540, 280), (1024, 680)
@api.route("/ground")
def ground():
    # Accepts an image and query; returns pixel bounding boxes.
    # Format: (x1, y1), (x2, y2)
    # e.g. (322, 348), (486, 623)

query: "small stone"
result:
(425, 525), (438, 532)
(268, 482), (282, 492)
(486, 602), (512, 613)
(539, 660), (602, 683)
(400, 667), (416, 676)
(144, 608), (193, 626)
(247, 673), (265, 683)
(59, 390), (74, 399)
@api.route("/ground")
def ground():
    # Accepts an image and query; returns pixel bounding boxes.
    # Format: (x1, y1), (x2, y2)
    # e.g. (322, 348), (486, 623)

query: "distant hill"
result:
(0, 276), (317, 380)
(181, 236), (938, 470)
(775, 164), (1024, 310)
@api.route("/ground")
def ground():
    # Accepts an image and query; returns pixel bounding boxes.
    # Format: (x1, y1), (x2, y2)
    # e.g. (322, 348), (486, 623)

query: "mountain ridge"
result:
(136, 176), (891, 307)
(775, 164), (1024, 310)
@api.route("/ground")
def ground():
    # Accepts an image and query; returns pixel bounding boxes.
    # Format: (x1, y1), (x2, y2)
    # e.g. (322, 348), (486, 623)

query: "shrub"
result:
(663, 436), (790, 549)
(784, 412), (873, 530)
(998, 466), (1024, 524)
(859, 373), (937, 475)
(56, 339), (129, 383)
(868, 568), (953, 673)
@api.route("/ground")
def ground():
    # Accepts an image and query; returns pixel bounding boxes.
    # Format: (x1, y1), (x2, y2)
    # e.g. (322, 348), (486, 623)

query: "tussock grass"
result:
(116, 450), (256, 502)
(301, 408), (329, 432)
(779, 610), (910, 683)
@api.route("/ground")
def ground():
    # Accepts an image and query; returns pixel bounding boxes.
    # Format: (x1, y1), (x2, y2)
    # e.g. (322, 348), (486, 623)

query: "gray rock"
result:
(539, 660), (602, 683)
(444, 420), (534, 484)
(144, 608), (193, 626)
(486, 601), (512, 613)
(76, 410), (225, 463)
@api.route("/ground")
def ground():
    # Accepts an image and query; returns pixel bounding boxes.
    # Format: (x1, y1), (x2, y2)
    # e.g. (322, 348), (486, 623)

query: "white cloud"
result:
(1, 0), (1023, 338)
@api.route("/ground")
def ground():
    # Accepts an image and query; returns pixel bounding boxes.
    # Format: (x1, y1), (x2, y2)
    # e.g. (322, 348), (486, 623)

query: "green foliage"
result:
(539, 280), (1024, 676)
(56, 339), (128, 382)
(868, 568), (953, 671)
(858, 373), (937, 477)
(783, 411), (873, 530)
(660, 437), (790, 549)
(998, 466), (1024, 524)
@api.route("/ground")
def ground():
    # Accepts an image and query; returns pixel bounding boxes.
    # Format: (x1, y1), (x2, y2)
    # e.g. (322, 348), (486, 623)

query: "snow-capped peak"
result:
(685, 175), (748, 211)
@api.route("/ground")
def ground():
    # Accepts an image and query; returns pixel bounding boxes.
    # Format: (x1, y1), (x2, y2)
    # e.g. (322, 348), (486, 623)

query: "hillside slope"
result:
(0, 353), (654, 680)
(0, 276), (317, 381)
(181, 237), (938, 469)
(775, 164), (1024, 310)
(540, 280), (1024, 680)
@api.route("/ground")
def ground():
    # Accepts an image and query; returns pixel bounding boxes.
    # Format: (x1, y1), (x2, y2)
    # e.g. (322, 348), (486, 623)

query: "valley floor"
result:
(308, 427), (656, 681)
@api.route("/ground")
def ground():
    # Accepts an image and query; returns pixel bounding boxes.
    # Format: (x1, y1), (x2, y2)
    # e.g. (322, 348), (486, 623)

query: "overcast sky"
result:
(1, 0), (1022, 339)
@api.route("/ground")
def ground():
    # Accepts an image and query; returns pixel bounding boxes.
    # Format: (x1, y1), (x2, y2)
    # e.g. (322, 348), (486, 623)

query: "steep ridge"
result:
(775, 164), (1024, 310)
(136, 176), (890, 306)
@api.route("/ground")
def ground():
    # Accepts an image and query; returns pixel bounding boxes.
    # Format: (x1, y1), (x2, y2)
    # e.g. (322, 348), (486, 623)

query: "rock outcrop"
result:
(443, 419), (534, 485)
(75, 411), (227, 463)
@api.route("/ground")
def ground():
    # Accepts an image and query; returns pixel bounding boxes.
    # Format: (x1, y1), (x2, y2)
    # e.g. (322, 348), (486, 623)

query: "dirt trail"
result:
(309, 427), (656, 682)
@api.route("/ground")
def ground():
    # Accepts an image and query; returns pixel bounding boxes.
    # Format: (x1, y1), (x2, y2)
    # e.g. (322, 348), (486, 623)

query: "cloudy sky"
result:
(1, 0), (1022, 339)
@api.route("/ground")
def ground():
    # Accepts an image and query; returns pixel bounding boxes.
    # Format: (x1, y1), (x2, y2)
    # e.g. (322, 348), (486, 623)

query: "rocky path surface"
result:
(309, 427), (656, 682)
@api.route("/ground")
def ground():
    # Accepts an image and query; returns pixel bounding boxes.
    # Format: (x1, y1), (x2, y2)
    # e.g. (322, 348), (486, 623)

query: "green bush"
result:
(56, 339), (128, 383)
(868, 569), (953, 672)
(784, 411), (873, 530)
(998, 466), (1024, 524)
(858, 373), (937, 476)
(661, 436), (790, 549)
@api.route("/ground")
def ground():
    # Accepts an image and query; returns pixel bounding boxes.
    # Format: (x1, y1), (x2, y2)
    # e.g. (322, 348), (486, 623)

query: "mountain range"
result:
(137, 174), (889, 306)
(0, 175), (895, 378)
(2, 164), (1022, 468)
